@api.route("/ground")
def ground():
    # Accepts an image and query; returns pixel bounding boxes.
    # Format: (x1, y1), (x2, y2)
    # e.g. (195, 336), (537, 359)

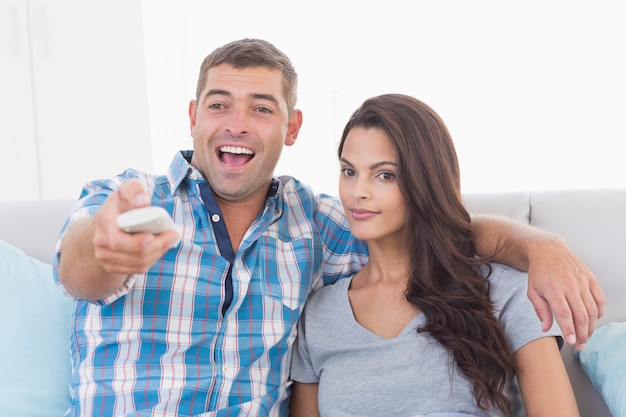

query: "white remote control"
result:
(116, 206), (176, 234)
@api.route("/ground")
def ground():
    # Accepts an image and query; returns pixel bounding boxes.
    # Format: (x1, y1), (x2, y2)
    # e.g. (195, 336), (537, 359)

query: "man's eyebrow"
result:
(203, 89), (230, 101)
(202, 90), (279, 105)
(251, 93), (279, 105)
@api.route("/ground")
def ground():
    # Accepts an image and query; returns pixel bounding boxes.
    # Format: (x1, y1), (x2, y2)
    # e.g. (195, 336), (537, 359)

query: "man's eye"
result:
(208, 103), (225, 110)
(255, 106), (272, 114)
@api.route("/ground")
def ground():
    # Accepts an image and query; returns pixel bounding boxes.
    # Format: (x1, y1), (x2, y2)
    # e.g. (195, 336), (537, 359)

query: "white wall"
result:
(143, 0), (626, 196)
(4, 1), (622, 200)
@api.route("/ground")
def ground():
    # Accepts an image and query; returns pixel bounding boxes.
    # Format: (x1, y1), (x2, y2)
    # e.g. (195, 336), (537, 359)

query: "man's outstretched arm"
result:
(58, 180), (180, 301)
(471, 214), (606, 351)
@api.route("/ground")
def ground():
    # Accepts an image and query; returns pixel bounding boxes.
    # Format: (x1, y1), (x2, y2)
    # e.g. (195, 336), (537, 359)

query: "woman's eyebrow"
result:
(339, 157), (396, 170)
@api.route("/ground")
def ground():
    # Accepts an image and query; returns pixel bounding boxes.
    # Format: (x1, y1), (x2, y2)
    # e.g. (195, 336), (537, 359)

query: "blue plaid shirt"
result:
(53, 151), (367, 417)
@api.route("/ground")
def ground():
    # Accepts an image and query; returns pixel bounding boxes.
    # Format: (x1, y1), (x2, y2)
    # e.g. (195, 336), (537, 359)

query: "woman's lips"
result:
(350, 208), (377, 220)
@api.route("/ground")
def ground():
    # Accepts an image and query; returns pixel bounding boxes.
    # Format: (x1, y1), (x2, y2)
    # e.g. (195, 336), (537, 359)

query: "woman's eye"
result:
(378, 172), (396, 181)
(341, 168), (355, 177)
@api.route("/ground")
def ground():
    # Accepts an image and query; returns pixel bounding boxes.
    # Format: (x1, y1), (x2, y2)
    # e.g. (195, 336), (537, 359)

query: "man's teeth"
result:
(220, 146), (254, 155)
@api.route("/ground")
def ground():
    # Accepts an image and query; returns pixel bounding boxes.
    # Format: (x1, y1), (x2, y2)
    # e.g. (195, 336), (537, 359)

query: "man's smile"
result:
(218, 145), (255, 167)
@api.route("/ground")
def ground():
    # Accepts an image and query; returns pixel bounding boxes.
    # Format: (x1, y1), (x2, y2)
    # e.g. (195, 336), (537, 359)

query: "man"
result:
(56, 38), (604, 416)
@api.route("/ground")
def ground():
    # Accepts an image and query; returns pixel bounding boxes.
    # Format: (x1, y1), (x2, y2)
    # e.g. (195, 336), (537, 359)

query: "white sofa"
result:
(1, 189), (625, 417)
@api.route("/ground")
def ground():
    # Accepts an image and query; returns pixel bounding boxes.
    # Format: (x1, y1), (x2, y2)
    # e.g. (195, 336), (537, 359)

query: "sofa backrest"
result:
(2, 192), (624, 325)
(527, 189), (626, 326)
(0, 199), (75, 264)
(2, 189), (623, 417)
(465, 189), (626, 417)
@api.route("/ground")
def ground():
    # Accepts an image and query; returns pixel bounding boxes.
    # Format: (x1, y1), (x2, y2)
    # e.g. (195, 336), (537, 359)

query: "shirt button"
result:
(211, 214), (221, 222)
(222, 365), (229, 373)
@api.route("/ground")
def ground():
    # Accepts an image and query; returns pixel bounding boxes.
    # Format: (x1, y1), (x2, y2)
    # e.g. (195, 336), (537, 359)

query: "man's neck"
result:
(215, 192), (268, 252)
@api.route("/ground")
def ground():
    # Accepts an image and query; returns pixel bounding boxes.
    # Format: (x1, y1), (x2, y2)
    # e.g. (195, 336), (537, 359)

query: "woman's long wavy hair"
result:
(338, 94), (516, 415)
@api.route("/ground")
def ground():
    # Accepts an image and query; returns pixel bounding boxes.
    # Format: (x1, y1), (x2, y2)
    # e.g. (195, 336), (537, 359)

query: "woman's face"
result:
(338, 127), (407, 244)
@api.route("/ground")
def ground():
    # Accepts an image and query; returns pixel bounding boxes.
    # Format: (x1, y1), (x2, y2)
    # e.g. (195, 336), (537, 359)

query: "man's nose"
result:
(225, 107), (249, 136)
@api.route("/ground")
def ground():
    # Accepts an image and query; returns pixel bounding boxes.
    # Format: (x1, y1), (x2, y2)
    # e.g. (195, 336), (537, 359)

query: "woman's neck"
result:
(356, 237), (410, 286)
(348, 241), (418, 339)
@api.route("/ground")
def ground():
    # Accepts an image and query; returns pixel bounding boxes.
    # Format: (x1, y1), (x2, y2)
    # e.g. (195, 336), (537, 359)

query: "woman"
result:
(289, 94), (579, 416)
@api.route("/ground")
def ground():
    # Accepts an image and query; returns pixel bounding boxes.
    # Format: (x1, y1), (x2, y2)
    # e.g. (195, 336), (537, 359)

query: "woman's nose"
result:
(351, 179), (370, 200)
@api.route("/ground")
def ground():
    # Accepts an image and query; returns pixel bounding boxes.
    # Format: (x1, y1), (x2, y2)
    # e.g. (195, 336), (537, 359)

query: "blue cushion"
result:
(575, 321), (626, 417)
(0, 240), (73, 416)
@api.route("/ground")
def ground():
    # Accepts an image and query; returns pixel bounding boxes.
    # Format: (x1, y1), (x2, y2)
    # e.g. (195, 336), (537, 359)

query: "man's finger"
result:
(589, 279), (606, 320)
(570, 285), (601, 351)
(568, 297), (591, 349)
(117, 179), (150, 210)
(528, 290), (556, 332)
(530, 290), (578, 346)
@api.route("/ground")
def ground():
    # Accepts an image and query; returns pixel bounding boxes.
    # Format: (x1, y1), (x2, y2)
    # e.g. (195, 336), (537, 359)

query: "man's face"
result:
(189, 64), (302, 204)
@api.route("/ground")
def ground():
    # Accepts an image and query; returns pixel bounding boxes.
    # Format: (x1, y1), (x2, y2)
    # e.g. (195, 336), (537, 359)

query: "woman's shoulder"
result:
(486, 263), (562, 352)
(485, 263), (530, 312)
(487, 263), (528, 291)
(310, 276), (350, 300)
(304, 277), (351, 314)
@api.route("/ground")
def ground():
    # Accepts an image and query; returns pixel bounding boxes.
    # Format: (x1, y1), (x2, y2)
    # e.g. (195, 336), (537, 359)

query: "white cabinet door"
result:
(0, 0), (41, 200)
(29, 0), (153, 199)
(1, 0), (153, 201)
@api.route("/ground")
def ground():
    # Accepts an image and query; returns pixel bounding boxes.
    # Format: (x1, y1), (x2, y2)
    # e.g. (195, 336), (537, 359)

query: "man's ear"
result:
(188, 100), (198, 131)
(284, 109), (303, 146)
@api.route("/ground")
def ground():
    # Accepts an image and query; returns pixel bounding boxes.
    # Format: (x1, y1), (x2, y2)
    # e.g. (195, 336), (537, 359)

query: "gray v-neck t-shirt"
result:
(290, 263), (562, 417)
